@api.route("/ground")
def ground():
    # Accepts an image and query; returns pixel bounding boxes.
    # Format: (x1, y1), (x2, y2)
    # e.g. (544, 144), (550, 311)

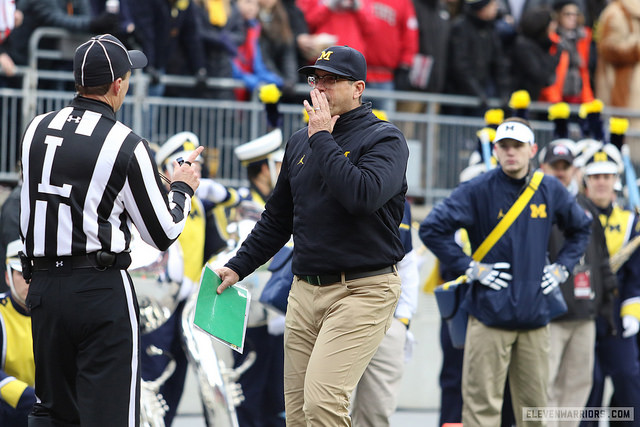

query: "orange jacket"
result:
(540, 28), (594, 103)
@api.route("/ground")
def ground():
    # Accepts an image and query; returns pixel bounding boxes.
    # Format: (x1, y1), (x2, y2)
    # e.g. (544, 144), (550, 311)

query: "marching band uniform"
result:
(580, 146), (640, 424)
(0, 241), (34, 427)
(585, 203), (640, 417)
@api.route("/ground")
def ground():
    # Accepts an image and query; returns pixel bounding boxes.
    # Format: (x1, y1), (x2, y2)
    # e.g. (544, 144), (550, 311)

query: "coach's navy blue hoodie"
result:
(227, 103), (409, 279)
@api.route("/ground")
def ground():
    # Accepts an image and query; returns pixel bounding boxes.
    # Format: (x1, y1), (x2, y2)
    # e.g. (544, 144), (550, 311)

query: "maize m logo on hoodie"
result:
(530, 204), (547, 218)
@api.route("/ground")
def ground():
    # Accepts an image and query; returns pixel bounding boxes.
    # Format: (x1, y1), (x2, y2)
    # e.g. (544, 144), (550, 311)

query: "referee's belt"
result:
(31, 251), (131, 272)
(298, 265), (395, 286)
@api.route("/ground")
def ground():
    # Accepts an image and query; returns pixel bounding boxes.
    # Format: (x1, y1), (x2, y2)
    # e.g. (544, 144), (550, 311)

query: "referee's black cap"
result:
(298, 46), (367, 82)
(74, 34), (148, 87)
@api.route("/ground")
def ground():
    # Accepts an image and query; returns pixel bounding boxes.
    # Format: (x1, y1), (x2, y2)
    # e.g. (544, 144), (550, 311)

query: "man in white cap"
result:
(580, 144), (640, 420)
(420, 117), (591, 426)
(233, 129), (284, 206)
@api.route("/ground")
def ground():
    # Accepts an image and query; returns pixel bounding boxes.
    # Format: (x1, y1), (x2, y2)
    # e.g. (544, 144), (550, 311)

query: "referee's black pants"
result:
(26, 268), (140, 427)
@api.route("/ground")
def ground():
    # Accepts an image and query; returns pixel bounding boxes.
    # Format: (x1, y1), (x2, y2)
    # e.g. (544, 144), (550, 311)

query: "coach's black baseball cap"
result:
(74, 34), (147, 87)
(298, 46), (367, 82)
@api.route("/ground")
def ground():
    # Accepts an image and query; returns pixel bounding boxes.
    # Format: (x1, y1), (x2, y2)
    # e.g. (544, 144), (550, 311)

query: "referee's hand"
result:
(215, 267), (240, 294)
(171, 146), (204, 192)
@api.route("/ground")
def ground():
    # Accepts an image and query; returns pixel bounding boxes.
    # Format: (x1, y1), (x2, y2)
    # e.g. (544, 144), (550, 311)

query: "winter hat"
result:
(466, 0), (492, 11)
(520, 7), (553, 40)
(553, 0), (579, 11)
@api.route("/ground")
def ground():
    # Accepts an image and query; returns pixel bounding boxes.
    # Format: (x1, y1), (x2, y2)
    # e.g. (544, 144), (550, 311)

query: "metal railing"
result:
(3, 27), (640, 204)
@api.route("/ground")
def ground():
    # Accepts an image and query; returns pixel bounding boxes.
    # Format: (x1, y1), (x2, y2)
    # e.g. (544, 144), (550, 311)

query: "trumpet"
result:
(610, 234), (640, 273)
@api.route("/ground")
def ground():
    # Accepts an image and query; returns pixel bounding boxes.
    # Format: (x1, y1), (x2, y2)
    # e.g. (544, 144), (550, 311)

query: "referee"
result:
(19, 34), (202, 427)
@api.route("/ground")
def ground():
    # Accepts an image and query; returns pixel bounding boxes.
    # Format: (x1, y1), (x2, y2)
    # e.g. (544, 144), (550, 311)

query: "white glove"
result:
(404, 330), (415, 363)
(541, 263), (569, 295)
(465, 261), (512, 290)
(622, 315), (640, 338)
(267, 314), (286, 336)
(195, 178), (229, 204)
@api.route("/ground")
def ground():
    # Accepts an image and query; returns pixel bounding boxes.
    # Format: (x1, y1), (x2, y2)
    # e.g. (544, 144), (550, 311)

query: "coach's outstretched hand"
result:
(215, 267), (240, 294)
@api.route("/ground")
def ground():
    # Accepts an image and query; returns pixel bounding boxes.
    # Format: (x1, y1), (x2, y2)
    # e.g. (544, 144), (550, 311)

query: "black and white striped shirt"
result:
(20, 96), (193, 257)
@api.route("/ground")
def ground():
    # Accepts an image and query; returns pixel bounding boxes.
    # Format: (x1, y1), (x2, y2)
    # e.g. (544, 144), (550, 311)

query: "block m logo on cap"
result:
(319, 51), (334, 61)
(593, 151), (608, 162)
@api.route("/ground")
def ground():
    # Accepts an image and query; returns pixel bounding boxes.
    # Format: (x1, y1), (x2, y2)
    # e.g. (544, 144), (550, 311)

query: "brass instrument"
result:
(610, 234), (640, 274)
(179, 201), (263, 426)
(140, 346), (176, 427)
(128, 228), (181, 427)
(181, 295), (256, 427)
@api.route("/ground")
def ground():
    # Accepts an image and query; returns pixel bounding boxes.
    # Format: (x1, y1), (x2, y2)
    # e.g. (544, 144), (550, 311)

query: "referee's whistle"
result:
(176, 157), (185, 166)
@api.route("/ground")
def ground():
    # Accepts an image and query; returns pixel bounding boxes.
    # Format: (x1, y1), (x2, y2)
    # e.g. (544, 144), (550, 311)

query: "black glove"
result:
(89, 12), (120, 34)
(394, 66), (411, 92)
(146, 66), (161, 86)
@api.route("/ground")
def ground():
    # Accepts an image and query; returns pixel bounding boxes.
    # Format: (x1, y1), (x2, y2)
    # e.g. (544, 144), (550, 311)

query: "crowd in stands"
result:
(0, 0), (639, 114)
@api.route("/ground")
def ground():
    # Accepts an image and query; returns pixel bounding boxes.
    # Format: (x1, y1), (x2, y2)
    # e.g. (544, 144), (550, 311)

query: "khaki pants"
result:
(462, 315), (550, 427)
(547, 320), (595, 427)
(351, 317), (408, 427)
(284, 272), (401, 427)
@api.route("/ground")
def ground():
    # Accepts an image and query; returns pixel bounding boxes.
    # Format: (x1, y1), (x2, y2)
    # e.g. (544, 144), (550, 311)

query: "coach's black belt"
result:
(31, 251), (130, 271)
(299, 266), (395, 286)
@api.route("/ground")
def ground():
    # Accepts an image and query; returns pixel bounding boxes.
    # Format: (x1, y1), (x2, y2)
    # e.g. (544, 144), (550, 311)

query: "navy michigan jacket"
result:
(420, 167), (592, 329)
(227, 103), (409, 279)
